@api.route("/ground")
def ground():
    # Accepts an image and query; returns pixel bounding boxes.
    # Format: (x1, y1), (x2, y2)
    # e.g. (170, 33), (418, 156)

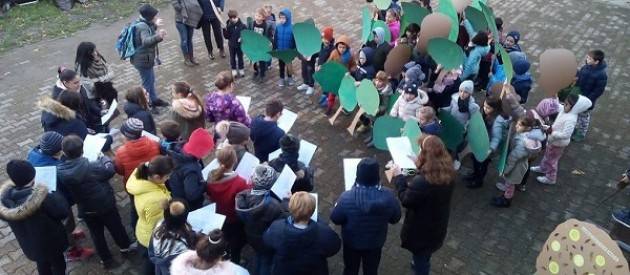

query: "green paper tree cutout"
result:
(437, 0), (460, 42)
(269, 49), (300, 63)
(374, 0), (392, 10)
(497, 44), (514, 83)
(437, 110), (465, 151)
(467, 111), (490, 161)
(465, 6), (488, 32)
(356, 79), (381, 116)
(386, 92), (400, 114)
(241, 30), (272, 62)
(403, 120), (422, 154)
(293, 22), (321, 57)
(401, 2), (430, 34)
(480, 2), (500, 43)
(314, 61), (348, 95)
(373, 116), (405, 151)
(496, 124), (513, 175)
(361, 6), (374, 44)
(428, 38), (465, 70)
(368, 20), (392, 44)
(339, 75), (358, 112)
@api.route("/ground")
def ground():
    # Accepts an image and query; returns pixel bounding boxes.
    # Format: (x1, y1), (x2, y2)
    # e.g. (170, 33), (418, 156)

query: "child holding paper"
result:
(168, 128), (215, 211)
(249, 8), (274, 83)
(273, 8), (296, 87)
(125, 86), (156, 134)
(170, 81), (206, 141)
(127, 156), (174, 275)
(58, 135), (134, 269)
(207, 145), (250, 264)
(330, 158), (401, 275)
(39, 91), (89, 140)
(115, 118), (161, 184)
(205, 71), (251, 126)
(27, 131), (64, 167)
(268, 135), (315, 193)
(250, 100), (286, 162)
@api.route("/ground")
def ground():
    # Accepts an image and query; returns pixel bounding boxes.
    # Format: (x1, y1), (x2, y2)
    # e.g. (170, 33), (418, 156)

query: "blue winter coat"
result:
(27, 147), (61, 167)
(512, 73), (533, 104)
(250, 115), (285, 162)
(273, 9), (295, 50)
(576, 61), (607, 109)
(330, 184), (401, 250)
(462, 45), (491, 80)
(167, 149), (206, 211)
(420, 120), (443, 136)
(263, 217), (341, 275)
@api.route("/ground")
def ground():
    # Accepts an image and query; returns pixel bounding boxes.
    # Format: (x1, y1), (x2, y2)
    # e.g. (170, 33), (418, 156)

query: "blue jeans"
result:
(255, 253), (273, 275)
(134, 65), (158, 103)
(412, 253), (432, 275)
(175, 22), (194, 55)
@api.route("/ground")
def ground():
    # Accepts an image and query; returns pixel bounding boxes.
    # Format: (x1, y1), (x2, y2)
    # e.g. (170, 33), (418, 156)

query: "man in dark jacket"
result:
(330, 157), (401, 275)
(573, 49), (608, 141)
(58, 135), (134, 268)
(131, 4), (169, 110)
(198, 0), (225, 59)
(0, 160), (69, 275)
(250, 100), (285, 162)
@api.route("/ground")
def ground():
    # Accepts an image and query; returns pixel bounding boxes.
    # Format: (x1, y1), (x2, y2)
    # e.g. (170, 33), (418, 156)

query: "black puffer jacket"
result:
(167, 149), (206, 211)
(57, 156), (117, 218)
(39, 96), (88, 139)
(223, 18), (247, 48)
(52, 81), (103, 131)
(235, 190), (288, 253)
(0, 182), (69, 262)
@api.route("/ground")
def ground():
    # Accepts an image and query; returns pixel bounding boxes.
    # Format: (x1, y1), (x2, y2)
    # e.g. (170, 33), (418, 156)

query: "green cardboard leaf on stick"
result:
(339, 75), (358, 112)
(356, 79), (381, 116)
(269, 49), (300, 63)
(368, 20), (392, 44)
(374, 0), (392, 10)
(241, 30), (272, 62)
(400, 2), (430, 34)
(293, 22), (321, 57)
(373, 116), (405, 151)
(496, 124), (513, 175)
(313, 61), (348, 95)
(480, 2), (499, 42)
(437, 0), (460, 42)
(427, 38), (465, 70)
(465, 6), (488, 32)
(467, 111), (490, 161)
(403, 120), (422, 154)
(497, 43), (514, 82)
(361, 6), (374, 44)
(437, 110), (465, 151)
(386, 92), (400, 114)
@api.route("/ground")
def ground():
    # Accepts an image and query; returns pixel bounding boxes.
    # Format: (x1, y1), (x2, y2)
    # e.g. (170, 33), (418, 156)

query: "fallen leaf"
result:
(571, 169), (585, 175)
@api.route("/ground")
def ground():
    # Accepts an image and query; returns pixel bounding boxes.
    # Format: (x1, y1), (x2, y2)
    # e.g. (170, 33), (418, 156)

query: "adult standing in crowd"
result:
(171, 0), (203, 66)
(391, 135), (456, 275)
(198, 0), (226, 60)
(131, 4), (170, 112)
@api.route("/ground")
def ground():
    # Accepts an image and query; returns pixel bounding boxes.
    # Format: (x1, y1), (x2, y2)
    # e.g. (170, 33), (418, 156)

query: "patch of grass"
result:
(0, 0), (169, 54)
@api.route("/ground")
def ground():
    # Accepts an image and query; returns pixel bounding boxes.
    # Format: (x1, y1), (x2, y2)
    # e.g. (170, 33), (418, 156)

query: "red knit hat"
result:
(322, 27), (334, 42)
(183, 128), (215, 159)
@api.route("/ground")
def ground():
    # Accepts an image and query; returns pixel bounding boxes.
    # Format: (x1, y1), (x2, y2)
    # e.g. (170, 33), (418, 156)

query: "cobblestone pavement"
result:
(1, 0), (629, 274)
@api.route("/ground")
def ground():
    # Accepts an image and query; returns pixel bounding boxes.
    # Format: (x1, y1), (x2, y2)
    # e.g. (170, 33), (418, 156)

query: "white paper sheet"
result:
(343, 158), (362, 191)
(142, 131), (160, 142)
(101, 99), (118, 124)
(187, 203), (225, 234)
(235, 152), (260, 181)
(277, 109), (298, 133)
(236, 96), (251, 111)
(267, 139), (318, 166)
(83, 134), (106, 162)
(34, 166), (56, 193)
(311, 193), (318, 222)
(271, 165), (297, 199)
(386, 137), (417, 169)
(202, 159), (220, 181)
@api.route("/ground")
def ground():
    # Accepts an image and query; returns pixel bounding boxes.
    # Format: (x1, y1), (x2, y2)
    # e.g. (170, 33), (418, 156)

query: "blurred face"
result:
(516, 121), (529, 133)
(386, 12), (395, 23)
(374, 79), (384, 89)
(504, 36), (516, 47)
(563, 101), (573, 113)
(63, 76), (81, 92)
(264, 6), (272, 14)
(404, 93), (416, 101)
(459, 90), (471, 100)
(230, 17), (238, 23)
(171, 86), (182, 99)
(417, 113), (429, 125)
(483, 102), (495, 115)
(91, 49), (99, 59)
(322, 38), (330, 46)
(586, 54), (599, 66)
(336, 43), (347, 53)
(359, 51), (367, 65)
(278, 15), (286, 24)
(254, 13), (264, 23)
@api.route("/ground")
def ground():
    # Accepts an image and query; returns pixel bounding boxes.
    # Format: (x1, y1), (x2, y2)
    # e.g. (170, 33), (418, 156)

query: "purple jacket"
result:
(204, 92), (250, 126)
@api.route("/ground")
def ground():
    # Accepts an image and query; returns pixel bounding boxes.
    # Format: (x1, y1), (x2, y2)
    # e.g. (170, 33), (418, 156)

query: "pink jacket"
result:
(170, 250), (250, 275)
(388, 20), (400, 45)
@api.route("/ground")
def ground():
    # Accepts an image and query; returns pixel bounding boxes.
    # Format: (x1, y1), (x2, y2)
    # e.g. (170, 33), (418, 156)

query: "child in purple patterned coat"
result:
(204, 71), (251, 127)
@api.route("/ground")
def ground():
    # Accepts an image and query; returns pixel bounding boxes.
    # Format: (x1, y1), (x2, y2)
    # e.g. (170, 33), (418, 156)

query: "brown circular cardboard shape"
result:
(539, 49), (577, 97)
(453, 0), (472, 13)
(385, 44), (413, 77)
(417, 13), (452, 54)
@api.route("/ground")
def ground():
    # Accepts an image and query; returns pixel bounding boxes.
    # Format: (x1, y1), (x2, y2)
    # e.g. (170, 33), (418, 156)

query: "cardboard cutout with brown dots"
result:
(385, 44), (412, 77)
(538, 49), (578, 97)
(417, 13), (452, 54)
(536, 219), (629, 275)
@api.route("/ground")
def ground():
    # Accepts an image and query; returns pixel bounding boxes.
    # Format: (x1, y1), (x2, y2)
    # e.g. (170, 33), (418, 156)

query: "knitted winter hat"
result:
(6, 160), (35, 187)
(280, 135), (300, 154)
(139, 4), (159, 21)
(403, 82), (419, 97)
(459, 80), (474, 94)
(506, 31), (521, 44)
(513, 59), (531, 75)
(322, 27), (334, 42)
(183, 128), (215, 159)
(252, 164), (278, 191)
(121, 118), (144, 140)
(39, 131), (64, 155)
(535, 98), (560, 118)
(226, 122), (250, 145)
(405, 65), (425, 83)
(356, 157), (379, 186)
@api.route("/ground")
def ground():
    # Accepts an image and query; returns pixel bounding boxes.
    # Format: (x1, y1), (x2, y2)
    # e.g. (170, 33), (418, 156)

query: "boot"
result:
(184, 54), (195, 67)
(189, 52), (200, 65)
(239, 69), (245, 77)
(491, 196), (511, 208)
(220, 49), (226, 58)
(232, 70), (238, 78)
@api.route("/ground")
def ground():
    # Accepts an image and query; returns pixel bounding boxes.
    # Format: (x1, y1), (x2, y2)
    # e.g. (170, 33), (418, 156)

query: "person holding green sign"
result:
(327, 35), (357, 114)
(273, 8), (296, 87)
(367, 27), (392, 73)
(247, 8), (274, 83)
(358, 71), (394, 136)
(415, 106), (442, 136)
(316, 27), (336, 105)
(461, 31), (491, 81)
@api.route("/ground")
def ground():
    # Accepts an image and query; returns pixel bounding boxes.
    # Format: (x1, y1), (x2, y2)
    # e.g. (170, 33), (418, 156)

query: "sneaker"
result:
(220, 49), (226, 58)
(518, 185), (527, 192)
(278, 79), (286, 87)
(305, 87), (314, 95)
(491, 196), (511, 208)
(495, 182), (508, 192)
(356, 125), (370, 134)
(537, 176), (556, 185)
(297, 84), (309, 91)
(152, 98), (170, 107)
(232, 70), (238, 77)
(612, 209), (630, 229)
(238, 69), (245, 77)
(453, 160), (461, 171)
(530, 166), (544, 173)
(209, 52), (215, 60)
(286, 77), (296, 86)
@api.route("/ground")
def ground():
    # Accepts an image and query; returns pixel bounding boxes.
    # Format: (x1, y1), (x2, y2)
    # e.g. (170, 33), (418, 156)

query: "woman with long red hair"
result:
(391, 135), (456, 275)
